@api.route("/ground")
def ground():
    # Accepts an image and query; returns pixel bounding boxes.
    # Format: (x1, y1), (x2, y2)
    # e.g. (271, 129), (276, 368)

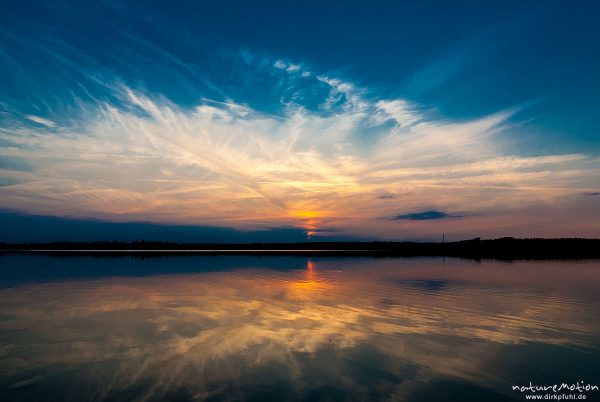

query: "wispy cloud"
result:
(24, 115), (55, 127)
(0, 57), (599, 239)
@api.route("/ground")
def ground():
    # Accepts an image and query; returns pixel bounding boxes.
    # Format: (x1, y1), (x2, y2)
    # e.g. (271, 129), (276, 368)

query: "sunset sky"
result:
(1, 0), (599, 242)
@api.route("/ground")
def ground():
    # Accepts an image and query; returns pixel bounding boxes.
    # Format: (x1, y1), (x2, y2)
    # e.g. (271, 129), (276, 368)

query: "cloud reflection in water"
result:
(0, 256), (599, 401)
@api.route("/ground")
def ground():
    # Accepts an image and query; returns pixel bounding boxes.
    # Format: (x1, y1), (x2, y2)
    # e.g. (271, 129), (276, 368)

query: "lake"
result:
(0, 254), (599, 401)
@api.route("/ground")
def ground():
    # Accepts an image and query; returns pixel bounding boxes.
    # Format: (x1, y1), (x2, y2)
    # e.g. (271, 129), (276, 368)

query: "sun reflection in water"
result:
(0, 257), (599, 402)
(289, 259), (322, 293)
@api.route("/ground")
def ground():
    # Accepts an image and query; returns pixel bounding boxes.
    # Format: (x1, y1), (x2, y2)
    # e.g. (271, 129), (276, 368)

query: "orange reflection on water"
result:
(289, 259), (321, 294)
(0, 257), (599, 401)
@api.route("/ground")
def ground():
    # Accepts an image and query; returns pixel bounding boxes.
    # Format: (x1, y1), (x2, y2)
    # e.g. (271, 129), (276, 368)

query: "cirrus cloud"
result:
(0, 58), (599, 239)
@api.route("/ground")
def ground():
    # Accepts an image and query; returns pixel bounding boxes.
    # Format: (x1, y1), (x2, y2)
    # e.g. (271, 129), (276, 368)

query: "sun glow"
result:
(1, 68), (599, 239)
(292, 210), (320, 219)
(290, 210), (324, 239)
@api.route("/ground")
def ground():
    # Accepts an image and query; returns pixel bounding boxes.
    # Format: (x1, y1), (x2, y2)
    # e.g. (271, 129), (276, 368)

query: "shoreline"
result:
(2, 238), (600, 260)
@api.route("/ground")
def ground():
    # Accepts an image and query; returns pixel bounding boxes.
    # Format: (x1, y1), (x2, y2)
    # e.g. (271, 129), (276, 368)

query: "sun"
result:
(291, 210), (322, 239)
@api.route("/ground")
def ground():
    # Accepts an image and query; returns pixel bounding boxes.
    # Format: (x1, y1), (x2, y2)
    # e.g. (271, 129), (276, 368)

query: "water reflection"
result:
(0, 255), (599, 401)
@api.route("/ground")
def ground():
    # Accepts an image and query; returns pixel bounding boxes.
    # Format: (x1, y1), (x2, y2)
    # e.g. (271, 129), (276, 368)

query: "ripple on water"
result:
(0, 255), (599, 401)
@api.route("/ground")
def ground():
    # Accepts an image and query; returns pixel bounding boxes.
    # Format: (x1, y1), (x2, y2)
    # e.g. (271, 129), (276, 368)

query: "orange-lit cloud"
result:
(0, 66), (599, 239)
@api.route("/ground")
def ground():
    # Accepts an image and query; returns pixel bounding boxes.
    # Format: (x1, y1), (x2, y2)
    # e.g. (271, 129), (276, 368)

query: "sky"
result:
(1, 0), (599, 242)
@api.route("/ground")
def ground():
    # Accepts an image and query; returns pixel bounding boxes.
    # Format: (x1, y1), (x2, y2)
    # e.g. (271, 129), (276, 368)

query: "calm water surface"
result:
(0, 254), (599, 401)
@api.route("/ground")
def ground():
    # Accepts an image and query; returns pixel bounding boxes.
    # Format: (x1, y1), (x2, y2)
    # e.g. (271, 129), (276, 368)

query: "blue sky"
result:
(1, 0), (599, 241)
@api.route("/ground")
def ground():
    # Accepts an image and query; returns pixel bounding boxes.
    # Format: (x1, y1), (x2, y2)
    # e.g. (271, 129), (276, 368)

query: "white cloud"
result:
(1, 68), (599, 239)
(373, 100), (421, 127)
(274, 59), (301, 73)
(273, 60), (287, 69)
(24, 114), (55, 127)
